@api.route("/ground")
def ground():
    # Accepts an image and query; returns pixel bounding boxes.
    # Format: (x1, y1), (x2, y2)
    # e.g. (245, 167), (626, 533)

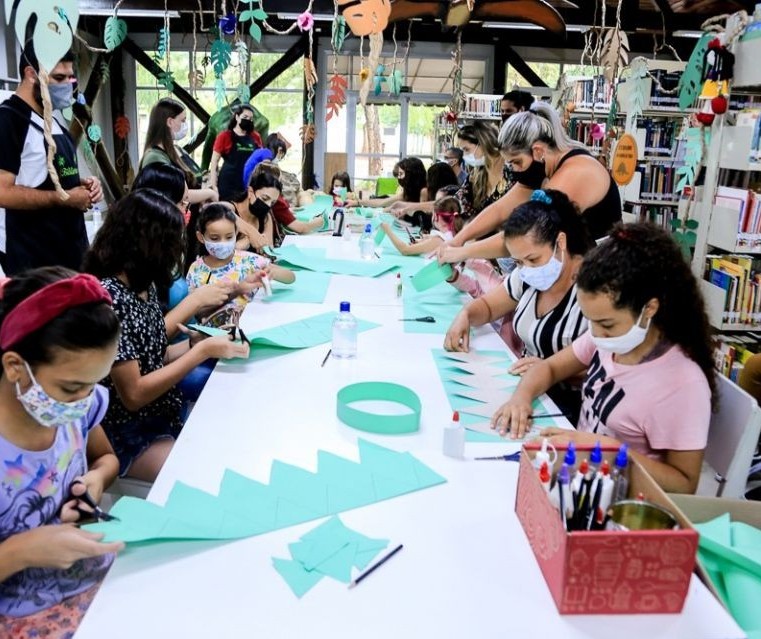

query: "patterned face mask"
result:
(16, 361), (93, 428)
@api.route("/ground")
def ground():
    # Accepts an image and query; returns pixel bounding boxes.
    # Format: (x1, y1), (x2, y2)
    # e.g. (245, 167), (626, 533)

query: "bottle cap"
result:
(396, 273), (401, 279)
(578, 459), (589, 475)
(539, 461), (551, 483)
(563, 442), (576, 466)
(340, 301), (350, 312)
(590, 441), (603, 465)
(558, 463), (570, 485)
(452, 410), (459, 422)
(365, 224), (372, 232)
(615, 443), (629, 469)
(600, 459), (610, 476)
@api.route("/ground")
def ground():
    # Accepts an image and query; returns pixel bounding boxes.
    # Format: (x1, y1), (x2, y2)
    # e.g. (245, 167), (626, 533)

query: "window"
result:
(506, 62), (562, 90)
(135, 50), (304, 177)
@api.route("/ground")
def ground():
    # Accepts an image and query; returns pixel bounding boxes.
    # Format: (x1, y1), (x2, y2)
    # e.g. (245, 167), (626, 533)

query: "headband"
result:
(0, 274), (112, 350)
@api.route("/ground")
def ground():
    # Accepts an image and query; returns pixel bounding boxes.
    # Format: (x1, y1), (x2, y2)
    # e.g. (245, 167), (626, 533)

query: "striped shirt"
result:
(504, 268), (588, 359)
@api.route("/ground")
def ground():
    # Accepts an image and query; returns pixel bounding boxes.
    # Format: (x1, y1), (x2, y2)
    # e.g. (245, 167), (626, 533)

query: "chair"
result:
(696, 374), (761, 498)
(375, 177), (399, 197)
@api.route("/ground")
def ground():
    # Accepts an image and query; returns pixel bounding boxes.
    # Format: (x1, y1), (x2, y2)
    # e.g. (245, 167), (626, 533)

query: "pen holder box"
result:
(515, 444), (698, 614)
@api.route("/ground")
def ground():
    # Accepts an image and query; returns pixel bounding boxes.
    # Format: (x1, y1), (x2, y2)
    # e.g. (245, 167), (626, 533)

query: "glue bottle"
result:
(538, 461), (551, 494)
(532, 437), (555, 470)
(396, 273), (403, 298)
(443, 410), (465, 459)
(260, 272), (272, 297)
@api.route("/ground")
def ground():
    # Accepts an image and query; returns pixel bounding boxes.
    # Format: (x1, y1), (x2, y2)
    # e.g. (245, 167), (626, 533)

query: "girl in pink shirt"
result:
(492, 223), (716, 494)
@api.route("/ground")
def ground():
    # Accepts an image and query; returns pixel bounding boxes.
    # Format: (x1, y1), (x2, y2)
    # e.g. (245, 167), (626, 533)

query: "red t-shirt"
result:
(213, 129), (263, 156)
(271, 196), (296, 226)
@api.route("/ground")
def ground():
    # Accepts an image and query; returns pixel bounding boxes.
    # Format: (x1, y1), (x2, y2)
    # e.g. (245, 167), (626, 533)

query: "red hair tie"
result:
(0, 274), (112, 350)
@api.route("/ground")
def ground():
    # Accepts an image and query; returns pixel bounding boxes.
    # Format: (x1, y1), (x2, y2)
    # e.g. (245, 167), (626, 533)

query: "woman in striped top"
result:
(444, 189), (594, 421)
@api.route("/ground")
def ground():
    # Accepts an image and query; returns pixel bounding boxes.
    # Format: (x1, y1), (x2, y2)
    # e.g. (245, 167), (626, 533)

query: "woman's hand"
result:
(491, 394), (534, 439)
(200, 334), (250, 360)
(509, 357), (542, 376)
(443, 310), (471, 352)
(12, 525), (124, 571)
(380, 221), (391, 233)
(190, 281), (234, 311)
(436, 244), (469, 265)
(345, 199), (359, 208)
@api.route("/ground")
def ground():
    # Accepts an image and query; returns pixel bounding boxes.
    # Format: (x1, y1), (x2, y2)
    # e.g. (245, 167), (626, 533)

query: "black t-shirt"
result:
(0, 96), (87, 274)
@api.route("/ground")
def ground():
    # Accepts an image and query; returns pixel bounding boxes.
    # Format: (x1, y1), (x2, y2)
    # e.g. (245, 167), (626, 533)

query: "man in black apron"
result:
(0, 43), (102, 275)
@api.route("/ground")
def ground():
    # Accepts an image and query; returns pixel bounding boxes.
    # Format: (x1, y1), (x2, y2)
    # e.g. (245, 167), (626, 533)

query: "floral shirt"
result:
(456, 164), (514, 218)
(186, 250), (269, 326)
(0, 386), (113, 616)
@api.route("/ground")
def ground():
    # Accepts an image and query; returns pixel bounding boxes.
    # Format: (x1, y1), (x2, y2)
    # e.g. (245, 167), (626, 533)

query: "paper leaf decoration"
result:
(8, 0), (78, 72)
(211, 39), (232, 77)
(674, 127), (708, 193)
(81, 139), (96, 169)
(326, 74), (348, 121)
(114, 115), (131, 140)
(300, 123), (316, 145)
(249, 21), (263, 43)
(158, 70), (175, 92)
(157, 27), (170, 60)
(61, 106), (73, 121)
(670, 218), (699, 261)
(601, 29), (629, 84)
(234, 39), (249, 61)
(389, 69), (403, 97)
(373, 64), (385, 96)
(304, 58), (318, 91)
(215, 77), (228, 110)
(678, 34), (713, 112)
(237, 83), (251, 103)
(104, 16), (128, 51)
(239, 7), (266, 42)
(337, 0), (391, 36)
(188, 69), (205, 89)
(87, 124), (102, 143)
(332, 16), (347, 52)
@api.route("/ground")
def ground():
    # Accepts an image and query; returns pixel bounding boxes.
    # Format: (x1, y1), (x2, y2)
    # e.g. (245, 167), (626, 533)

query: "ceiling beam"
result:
(503, 45), (547, 87)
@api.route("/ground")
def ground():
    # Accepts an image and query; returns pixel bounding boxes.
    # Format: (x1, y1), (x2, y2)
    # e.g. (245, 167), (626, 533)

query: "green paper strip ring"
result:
(337, 382), (421, 435)
(411, 260), (453, 292)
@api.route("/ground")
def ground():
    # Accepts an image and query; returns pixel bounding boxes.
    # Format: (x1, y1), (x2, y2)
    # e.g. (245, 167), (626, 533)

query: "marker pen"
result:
(589, 441), (603, 475)
(611, 443), (629, 502)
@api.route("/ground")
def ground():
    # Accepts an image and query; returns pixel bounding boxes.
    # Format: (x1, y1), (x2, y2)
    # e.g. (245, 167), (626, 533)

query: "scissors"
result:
(68, 480), (120, 522)
(398, 316), (436, 323)
(228, 324), (250, 344)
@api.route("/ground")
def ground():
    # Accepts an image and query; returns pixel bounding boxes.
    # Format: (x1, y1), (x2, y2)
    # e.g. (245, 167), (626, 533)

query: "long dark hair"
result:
(398, 157), (426, 202)
(329, 171), (352, 193)
(576, 223), (717, 406)
(84, 189), (185, 294)
(426, 162), (458, 202)
(0, 267), (119, 366)
(502, 189), (592, 256)
(227, 104), (254, 132)
(248, 172), (283, 233)
(143, 98), (194, 185)
(132, 163), (186, 204)
(264, 133), (287, 157)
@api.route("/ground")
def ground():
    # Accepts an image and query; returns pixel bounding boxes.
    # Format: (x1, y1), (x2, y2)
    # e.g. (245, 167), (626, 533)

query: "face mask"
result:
(590, 308), (651, 355)
(239, 119), (254, 133)
(512, 159), (547, 189)
(172, 121), (188, 141)
(204, 239), (236, 260)
(249, 197), (271, 222)
(518, 243), (563, 291)
(463, 153), (485, 167)
(48, 82), (74, 111)
(16, 361), (93, 428)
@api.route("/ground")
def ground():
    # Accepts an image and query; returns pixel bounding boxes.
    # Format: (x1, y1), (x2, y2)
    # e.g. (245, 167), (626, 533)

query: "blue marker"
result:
(611, 443), (629, 502)
(558, 463), (571, 531)
(563, 442), (576, 472)
(589, 441), (603, 475)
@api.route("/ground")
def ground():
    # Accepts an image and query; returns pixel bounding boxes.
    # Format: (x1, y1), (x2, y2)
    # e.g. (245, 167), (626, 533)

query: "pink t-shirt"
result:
(571, 331), (711, 460)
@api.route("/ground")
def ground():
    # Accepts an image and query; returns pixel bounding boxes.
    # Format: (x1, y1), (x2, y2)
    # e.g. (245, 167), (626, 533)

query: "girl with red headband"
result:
(84, 189), (250, 483)
(0, 267), (125, 636)
(379, 195), (464, 256)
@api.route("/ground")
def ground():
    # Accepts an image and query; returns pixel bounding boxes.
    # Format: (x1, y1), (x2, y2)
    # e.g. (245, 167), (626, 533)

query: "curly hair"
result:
(576, 223), (717, 406)
(397, 157), (426, 202)
(83, 189), (185, 294)
(502, 189), (593, 256)
(0, 267), (119, 367)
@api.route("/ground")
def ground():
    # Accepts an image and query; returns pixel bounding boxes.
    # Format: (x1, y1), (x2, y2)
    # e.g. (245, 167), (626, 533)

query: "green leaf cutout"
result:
(104, 16), (127, 51)
(211, 39), (232, 77)
(678, 34), (713, 111)
(332, 16), (347, 53)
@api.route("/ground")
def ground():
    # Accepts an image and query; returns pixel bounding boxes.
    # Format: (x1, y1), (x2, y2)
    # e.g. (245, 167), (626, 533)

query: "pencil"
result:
(320, 348), (332, 367)
(348, 544), (403, 589)
(529, 412), (566, 419)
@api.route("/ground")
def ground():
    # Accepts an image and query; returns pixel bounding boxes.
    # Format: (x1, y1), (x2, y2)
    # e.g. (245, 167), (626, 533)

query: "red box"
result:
(515, 445), (698, 614)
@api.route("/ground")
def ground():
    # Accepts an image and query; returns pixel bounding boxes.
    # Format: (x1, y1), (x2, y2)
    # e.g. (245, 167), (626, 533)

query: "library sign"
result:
(612, 133), (638, 186)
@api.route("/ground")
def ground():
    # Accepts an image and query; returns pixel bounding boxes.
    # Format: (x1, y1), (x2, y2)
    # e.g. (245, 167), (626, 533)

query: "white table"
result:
(76, 236), (744, 639)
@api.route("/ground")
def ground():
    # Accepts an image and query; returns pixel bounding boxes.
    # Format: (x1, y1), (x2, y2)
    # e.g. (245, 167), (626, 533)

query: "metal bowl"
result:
(606, 500), (680, 531)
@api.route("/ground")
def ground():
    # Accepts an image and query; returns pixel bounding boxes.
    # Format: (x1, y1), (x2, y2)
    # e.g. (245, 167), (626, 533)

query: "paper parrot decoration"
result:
(387, 0), (565, 34)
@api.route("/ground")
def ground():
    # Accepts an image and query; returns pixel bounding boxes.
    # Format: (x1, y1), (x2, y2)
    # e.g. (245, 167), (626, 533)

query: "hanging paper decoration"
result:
(373, 65), (386, 96)
(678, 34), (713, 112)
(234, 40), (249, 60)
(300, 123), (316, 145)
(215, 78), (227, 110)
(600, 28), (629, 84)
(156, 27), (170, 60)
(670, 218), (699, 262)
(6, 0), (79, 72)
(389, 69), (403, 97)
(332, 16), (347, 53)
(297, 11), (314, 31)
(114, 115), (131, 140)
(104, 15), (128, 51)
(188, 69), (205, 90)
(337, 0), (392, 36)
(675, 127), (709, 193)
(326, 74), (348, 121)
(239, 5), (268, 43)
(211, 39), (232, 77)
(621, 57), (648, 134)
(157, 70), (175, 92)
(87, 124), (102, 143)
(81, 139), (97, 170)
(304, 58), (318, 92)
(237, 84), (251, 103)
(219, 13), (237, 35)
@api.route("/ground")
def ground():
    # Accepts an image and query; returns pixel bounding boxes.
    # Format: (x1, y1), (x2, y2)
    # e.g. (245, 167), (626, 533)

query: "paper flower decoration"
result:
(359, 67), (370, 82)
(445, 110), (458, 124)
(219, 13), (237, 35)
(591, 123), (605, 141)
(297, 11), (314, 31)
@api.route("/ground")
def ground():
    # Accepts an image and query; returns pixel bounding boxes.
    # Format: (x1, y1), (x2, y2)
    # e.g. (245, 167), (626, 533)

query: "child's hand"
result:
(60, 473), (106, 523)
(191, 282), (231, 309)
(177, 323), (207, 348)
(201, 334), (250, 360)
(13, 525), (124, 571)
(509, 357), (542, 376)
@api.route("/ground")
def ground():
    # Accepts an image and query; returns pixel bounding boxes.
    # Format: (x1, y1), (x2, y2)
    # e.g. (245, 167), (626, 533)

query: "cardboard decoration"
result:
(612, 133), (638, 186)
(338, 0), (391, 36)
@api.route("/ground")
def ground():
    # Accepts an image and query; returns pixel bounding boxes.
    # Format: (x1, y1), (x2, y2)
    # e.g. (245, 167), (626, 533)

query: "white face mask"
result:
(518, 244), (563, 291)
(462, 153), (485, 167)
(172, 120), (189, 141)
(590, 308), (651, 355)
(204, 239), (236, 260)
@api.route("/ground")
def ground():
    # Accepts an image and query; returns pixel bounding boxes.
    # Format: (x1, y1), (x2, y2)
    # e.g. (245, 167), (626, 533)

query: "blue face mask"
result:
(204, 239), (236, 260)
(48, 82), (74, 111)
(518, 243), (564, 291)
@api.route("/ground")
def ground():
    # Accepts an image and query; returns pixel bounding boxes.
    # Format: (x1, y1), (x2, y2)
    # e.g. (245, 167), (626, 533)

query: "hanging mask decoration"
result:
(338, 0), (391, 36)
(699, 38), (734, 121)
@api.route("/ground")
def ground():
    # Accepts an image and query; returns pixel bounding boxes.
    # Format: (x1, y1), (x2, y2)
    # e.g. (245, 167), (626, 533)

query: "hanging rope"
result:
(256, 0), (316, 35)
(37, 69), (68, 200)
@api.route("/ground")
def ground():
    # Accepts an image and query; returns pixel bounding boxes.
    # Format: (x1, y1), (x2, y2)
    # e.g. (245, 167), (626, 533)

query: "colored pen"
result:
(586, 474), (604, 530)
(558, 464), (570, 531)
(474, 452), (521, 462)
(348, 544), (404, 589)
(320, 348), (332, 367)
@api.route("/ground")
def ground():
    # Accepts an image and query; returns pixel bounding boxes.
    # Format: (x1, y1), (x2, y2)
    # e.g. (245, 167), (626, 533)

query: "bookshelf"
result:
(460, 94), (503, 120)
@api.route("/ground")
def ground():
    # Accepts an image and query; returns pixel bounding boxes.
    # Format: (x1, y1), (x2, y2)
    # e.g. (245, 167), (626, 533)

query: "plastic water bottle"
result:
(359, 223), (374, 260)
(332, 301), (357, 359)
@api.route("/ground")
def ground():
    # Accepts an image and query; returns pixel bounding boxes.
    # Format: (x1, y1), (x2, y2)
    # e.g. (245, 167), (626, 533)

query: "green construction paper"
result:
(187, 324), (230, 337)
(272, 245), (397, 277)
(401, 287), (463, 334)
(337, 382), (421, 435)
(696, 514), (732, 546)
(374, 227), (386, 246)
(85, 440), (446, 544)
(732, 522), (761, 562)
(410, 260), (453, 292)
(273, 558), (323, 598)
(724, 564), (761, 630)
(249, 312), (379, 350)
(309, 541), (356, 582)
(698, 535), (761, 580)
(293, 194), (334, 222)
(263, 271), (332, 305)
